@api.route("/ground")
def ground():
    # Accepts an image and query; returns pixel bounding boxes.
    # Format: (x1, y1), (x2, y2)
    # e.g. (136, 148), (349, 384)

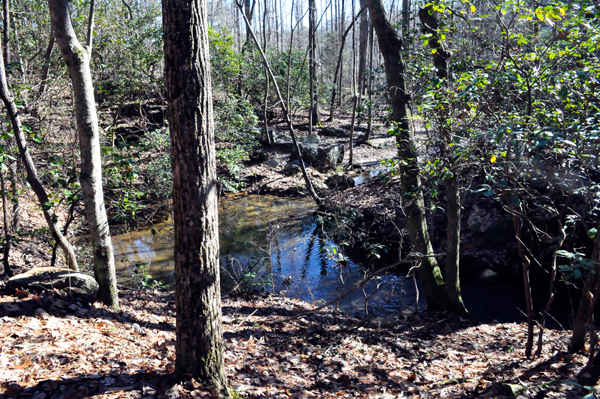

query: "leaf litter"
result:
(0, 286), (591, 398)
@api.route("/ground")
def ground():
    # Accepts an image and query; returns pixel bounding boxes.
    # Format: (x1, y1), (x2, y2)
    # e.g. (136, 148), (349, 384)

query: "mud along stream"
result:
(111, 194), (418, 317)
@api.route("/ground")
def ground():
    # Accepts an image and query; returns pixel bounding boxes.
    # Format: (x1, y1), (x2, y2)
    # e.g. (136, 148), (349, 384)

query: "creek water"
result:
(112, 194), (420, 317)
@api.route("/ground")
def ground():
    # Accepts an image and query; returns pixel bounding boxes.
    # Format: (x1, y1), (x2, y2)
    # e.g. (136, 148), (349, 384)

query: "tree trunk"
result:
(0, 29), (78, 272)
(244, 0), (256, 49)
(49, 0), (118, 309)
(367, 0), (451, 311)
(571, 227), (600, 352)
(358, 0), (369, 95)
(1, 169), (12, 277)
(38, 29), (56, 98)
(2, 0), (8, 67)
(365, 20), (374, 139)
(418, 5), (467, 315)
(309, 0), (320, 126)
(163, 0), (229, 393)
(329, 7), (364, 121)
(402, 0), (410, 38)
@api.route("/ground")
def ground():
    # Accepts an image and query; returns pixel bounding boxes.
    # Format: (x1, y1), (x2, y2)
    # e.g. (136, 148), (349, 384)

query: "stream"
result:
(112, 194), (420, 317)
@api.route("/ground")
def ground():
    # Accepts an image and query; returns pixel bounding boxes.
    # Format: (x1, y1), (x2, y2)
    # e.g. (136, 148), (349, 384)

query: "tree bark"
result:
(308, 0), (320, 126)
(329, 7), (365, 121)
(358, 0), (369, 95)
(571, 226), (600, 352)
(0, 29), (78, 272)
(418, 5), (467, 315)
(163, 0), (229, 393)
(2, 0), (8, 67)
(38, 29), (55, 98)
(367, 0), (451, 311)
(1, 169), (12, 277)
(48, 0), (118, 309)
(365, 20), (374, 138)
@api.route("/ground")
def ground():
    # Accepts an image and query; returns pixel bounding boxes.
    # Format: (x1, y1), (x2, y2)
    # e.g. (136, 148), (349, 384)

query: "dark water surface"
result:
(112, 195), (420, 317)
(111, 194), (572, 327)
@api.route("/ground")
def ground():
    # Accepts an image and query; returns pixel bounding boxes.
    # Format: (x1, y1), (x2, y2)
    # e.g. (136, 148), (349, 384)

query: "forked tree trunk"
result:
(0, 31), (79, 272)
(163, 0), (229, 393)
(419, 5), (467, 315)
(48, 0), (118, 308)
(367, 0), (451, 311)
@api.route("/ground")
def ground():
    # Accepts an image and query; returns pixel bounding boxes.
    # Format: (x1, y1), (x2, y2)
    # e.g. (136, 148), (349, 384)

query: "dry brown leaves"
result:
(0, 287), (590, 399)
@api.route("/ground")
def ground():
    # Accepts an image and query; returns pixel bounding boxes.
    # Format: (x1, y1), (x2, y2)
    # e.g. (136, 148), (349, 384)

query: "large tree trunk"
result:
(367, 0), (451, 311)
(163, 0), (229, 393)
(48, 0), (118, 309)
(0, 29), (78, 272)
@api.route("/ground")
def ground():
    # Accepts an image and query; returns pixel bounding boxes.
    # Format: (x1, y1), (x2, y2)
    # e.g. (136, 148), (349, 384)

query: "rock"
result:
(291, 143), (345, 169)
(7, 267), (99, 302)
(480, 269), (498, 282)
(35, 308), (49, 320)
(354, 132), (367, 144)
(325, 174), (356, 189)
(298, 133), (320, 143)
(265, 159), (280, 168)
(249, 146), (270, 162)
(270, 141), (296, 152)
(284, 161), (301, 175)
(320, 127), (350, 137)
(259, 128), (278, 145)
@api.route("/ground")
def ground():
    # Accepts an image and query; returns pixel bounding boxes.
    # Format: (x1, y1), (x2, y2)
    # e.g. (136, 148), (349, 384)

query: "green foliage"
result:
(406, 0), (600, 285)
(209, 27), (242, 94)
(213, 96), (259, 143)
(131, 263), (169, 290)
(216, 146), (249, 193)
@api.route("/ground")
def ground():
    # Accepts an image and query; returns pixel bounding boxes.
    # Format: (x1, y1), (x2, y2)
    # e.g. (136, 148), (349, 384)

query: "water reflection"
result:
(112, 195), (420, 316)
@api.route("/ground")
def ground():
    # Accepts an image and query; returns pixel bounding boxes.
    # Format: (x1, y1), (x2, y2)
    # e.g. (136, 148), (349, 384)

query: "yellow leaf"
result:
(490, 155), (497, 163)
(470, 4), (476, 13)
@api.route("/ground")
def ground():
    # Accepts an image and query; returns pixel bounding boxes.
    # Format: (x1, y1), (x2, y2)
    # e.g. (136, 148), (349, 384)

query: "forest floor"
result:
(0, 110), (596, 398)
(0, 286), (591, 398)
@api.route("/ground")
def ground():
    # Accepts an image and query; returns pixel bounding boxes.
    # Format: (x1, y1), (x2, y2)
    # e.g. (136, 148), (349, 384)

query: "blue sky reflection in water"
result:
(112, 195), (420, 317)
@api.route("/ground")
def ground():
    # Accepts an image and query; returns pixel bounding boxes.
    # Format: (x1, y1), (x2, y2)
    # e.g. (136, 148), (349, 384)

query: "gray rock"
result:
(480, 269), (498, 282)
(7, 267), (99, 302)
(325, 174), (356, 189)
(354, 132), (367, 144)
(291, 142), (345, 169)
(284, 161), (301, 174)
(298, 133), (320, 143)
(320, 127), (350, 137)
(259, 128), (278, 145)
(270, 141), (296, 152)
(265, 159), (280, 168)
